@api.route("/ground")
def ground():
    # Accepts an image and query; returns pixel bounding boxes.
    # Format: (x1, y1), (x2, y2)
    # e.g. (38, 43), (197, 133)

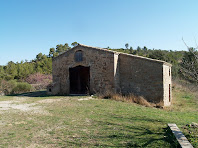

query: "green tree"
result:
(148, 50), (166, 61)
(56, 44), (64, 54)
(63, 43), (71, 50)
(49, 48), (55, 57)
(71, 42), (78, 47)
(36, 53), (43, 61)
(53, 52), (59, 57)
(56, 43), (70, 54)
(129, 46), (133, 54)
(5, 61), (17, 80)
(137, 46), (141, 52)
(0, 66), (5, 80)
(125, 43), (129, 49)
(143, 46), (148, 52)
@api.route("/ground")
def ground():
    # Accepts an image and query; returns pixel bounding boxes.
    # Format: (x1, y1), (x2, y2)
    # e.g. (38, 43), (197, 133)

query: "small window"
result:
(169, 84), (171, 102)
(169, 68), (171, 76)
(75, 51), (83, 62)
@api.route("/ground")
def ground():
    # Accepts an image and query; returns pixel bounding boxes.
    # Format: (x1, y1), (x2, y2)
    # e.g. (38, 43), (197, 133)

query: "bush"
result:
(12, 82), (32, 94)
(0, 80), (33, 95)
(0, 80), (17, 95)
(25, 73), (52, 90)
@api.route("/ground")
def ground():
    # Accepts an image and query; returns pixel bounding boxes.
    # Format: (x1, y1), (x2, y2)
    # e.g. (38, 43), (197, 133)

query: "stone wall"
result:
(52, 46), (115, 95)
(51, 44), (172, 106)
(163, 64), (172, 106)
(114, 53), (120, 92)
(118, 54), (164, 103)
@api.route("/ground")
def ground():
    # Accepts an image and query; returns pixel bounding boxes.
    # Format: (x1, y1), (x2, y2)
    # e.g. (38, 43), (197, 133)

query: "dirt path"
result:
(0, 97), (49, 115)
(0, 96), (94, 115)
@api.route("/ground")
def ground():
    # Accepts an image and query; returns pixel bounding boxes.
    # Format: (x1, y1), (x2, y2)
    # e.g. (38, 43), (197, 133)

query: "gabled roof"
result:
(53, 43), (172, 66)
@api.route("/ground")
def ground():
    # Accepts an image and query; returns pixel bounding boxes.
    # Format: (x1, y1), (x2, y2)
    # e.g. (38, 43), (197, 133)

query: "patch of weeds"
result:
(23, 134), (33, 141)
(7, 132), (16, 138)
(48, 130), (55, 135)
(182, 123), (198, 147)
(182, 94), (193, 100)
(49, 109), (54, 112)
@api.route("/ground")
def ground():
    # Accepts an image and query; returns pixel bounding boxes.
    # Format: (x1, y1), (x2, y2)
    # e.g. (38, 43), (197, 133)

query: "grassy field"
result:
(0, 86), (197, 147)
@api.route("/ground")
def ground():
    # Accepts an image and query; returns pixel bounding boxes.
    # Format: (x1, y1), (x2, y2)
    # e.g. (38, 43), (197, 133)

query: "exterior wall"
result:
(51, 44), (172, 106)
(118, 54), (164, 103)
(114, 53), (120, 92)
(52, 46), (115, 95)
(163, 64), (172, 106)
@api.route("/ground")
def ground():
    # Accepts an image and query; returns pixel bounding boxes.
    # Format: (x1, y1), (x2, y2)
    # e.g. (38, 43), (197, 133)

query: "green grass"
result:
(0, 87), (197, 147)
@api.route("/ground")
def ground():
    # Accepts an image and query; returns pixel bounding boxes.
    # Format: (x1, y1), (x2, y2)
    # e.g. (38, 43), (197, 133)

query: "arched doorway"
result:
(69, 66), (90, 94)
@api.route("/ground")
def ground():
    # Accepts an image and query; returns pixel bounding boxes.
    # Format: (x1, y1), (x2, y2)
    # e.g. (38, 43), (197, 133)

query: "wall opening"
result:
(75, 50), (83, 62)
(169, 84), (171, 102)
(69, 65), (90, 94)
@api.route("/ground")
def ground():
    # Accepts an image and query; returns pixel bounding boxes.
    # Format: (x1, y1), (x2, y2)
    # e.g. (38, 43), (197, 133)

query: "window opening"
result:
(75, 51), (83, 62)
(169, 84), (171, 102)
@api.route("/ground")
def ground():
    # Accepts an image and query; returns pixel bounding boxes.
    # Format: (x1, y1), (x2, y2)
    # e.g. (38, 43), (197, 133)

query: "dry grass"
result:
(172, 79), (198, 99)
(98, 91), (154, 107)
(164, 80), (198, 112)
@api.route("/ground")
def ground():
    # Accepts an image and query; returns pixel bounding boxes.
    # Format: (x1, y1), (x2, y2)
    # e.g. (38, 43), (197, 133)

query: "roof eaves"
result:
(78, 44), (116, 54)
(52, 43), (172, 66)
(118, 52), (172, 66)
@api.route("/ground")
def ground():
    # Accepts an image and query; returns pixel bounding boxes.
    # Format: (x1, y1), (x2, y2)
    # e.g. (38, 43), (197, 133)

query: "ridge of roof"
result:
(52, 43), (116, 61)
(53, 43), (172, 66)
(78, 43), (116, 53)
(78, 44), (172, 66)
(117, 52), (172, 66)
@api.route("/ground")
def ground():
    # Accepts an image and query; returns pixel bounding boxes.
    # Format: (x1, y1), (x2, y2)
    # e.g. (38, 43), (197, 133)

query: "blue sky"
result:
(0, 0), (198, 65)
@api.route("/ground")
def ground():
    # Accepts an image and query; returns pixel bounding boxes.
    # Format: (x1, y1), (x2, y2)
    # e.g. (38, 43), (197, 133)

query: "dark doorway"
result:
(69, 66), (90, 94)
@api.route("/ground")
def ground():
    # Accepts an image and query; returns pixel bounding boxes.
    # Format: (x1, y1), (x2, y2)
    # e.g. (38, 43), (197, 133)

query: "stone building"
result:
(49, 44), (172, 106)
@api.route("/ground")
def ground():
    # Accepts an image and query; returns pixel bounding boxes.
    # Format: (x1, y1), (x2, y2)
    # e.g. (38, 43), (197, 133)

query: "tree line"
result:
(0, 42), (78, 82)
(120, 43), (198, 84)
(0, 42), (197, 85)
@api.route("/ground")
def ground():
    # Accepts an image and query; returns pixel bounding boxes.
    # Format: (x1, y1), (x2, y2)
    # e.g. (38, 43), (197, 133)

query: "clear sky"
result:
(0, 0), (198, 65)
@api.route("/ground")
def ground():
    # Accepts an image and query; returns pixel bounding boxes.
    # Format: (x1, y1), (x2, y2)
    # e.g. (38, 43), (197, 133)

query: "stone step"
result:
(168, 123), (193, 148)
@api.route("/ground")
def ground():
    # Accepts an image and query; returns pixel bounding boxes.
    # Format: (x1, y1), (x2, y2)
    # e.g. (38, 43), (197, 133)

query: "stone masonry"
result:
(50, 44), (172, 106)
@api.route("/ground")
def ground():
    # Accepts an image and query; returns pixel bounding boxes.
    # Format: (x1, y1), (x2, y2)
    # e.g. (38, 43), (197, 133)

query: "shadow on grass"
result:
(57, 125), (179, 147)
(7, 91), (50, 97)
(6, 91), (90, 98)
(79, 113), (180, 147)
(164, 127), (180, 148)
(56, 117), (179, 147)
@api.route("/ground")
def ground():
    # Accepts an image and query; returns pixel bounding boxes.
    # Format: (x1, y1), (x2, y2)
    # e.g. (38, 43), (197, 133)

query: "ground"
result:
(0, 87), (197, 147)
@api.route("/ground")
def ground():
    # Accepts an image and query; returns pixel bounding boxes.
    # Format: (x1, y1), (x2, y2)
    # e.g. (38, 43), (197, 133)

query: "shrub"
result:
(12, 82), (32, 94)
(0, 80), (17, 95)
(0, 80), (33, 95)
(25, 73), (52, 90)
